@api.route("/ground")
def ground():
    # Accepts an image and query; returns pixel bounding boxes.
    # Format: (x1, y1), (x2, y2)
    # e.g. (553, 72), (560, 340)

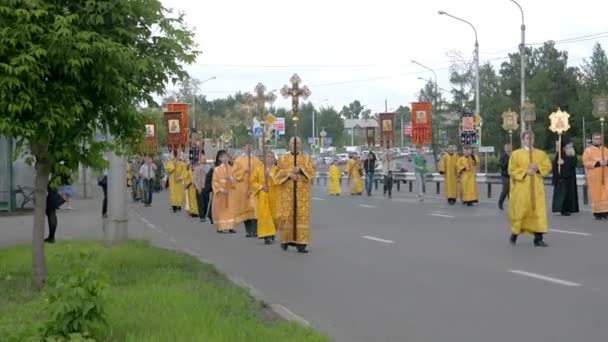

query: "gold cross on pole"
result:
(253, 82), (277, 118)
(281, 74), (311, 129)
(241, 94), (255, 130)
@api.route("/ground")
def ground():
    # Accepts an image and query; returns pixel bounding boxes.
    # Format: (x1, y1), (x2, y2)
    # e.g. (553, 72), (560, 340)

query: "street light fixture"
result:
(438, 10), (480, 120)
(507, 0), (527, 133)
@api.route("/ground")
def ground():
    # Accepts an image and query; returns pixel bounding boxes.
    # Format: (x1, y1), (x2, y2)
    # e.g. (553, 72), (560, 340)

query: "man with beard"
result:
(438, 145), (459, 204)
(583, 133), (608, 220)
(552, 137), (579, 216)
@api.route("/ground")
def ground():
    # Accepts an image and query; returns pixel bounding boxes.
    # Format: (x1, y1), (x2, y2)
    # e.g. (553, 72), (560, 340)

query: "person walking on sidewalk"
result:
(139, 155), (157, 207)
(45, 172), (66, 243)
(194, 154), (210, 222)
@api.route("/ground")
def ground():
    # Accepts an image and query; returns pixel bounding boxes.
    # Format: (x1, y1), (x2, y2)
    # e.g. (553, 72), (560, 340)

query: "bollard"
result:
(408, 180), (413, 192)
(397, 179), (401, 192)
(583, 184), (589, 205)
(436, 182), (440, 195)
(487, 183), (492, 199)
(324, 177), (327, 186)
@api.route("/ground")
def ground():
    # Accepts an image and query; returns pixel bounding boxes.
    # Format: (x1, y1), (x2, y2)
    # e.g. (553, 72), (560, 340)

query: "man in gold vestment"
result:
(166, 151), (186, 213)
(438, 145), (459, 205)
(232, 143), (262, 237)
(508, 131), (552, 247)
(276, 137), (316, 253)
(456, 146), (479, 206)
(583, 133), (608, 220)
(252, 152), (279, 245)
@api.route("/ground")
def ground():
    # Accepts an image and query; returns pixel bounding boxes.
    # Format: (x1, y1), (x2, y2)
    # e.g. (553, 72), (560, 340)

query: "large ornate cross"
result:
(281, 74), (311, 129)
(253, 82), (277, 118)
(241, 94), (255, 130)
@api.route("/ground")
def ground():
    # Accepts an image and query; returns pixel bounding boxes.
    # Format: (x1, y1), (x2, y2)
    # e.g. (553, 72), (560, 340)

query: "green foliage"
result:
(42, 246), (108, 340)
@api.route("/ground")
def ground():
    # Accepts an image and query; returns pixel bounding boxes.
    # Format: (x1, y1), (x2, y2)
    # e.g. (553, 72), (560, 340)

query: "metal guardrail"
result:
(313, 172), (590, 205)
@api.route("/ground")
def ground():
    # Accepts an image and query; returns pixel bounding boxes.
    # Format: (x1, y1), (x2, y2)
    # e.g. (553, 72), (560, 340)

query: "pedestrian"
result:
(508, 131), (552, 247)
(582, 132), (608, 220)
(98, 167), (108, 218)
(232, 143), (262, 238)
(166, 151), (186, 212)
(363, 151), (377, 196)
(58, 166), (74, 210)
(194, 154), (209, 222)
(346, 154), (363, 195)
(139, 155), (157, 207)
(184, 161), (199, 217)
(383, 170), (393, 199)
(45, 174), (66, 243)
(275, 136), (316, 253)
(153, 155), (164, 192)
(130, 157), (141, 202)
(457, 146), (479, 206)
(413, 146), (427, 202)
(438, 145), (459, 205)
(498, 144), (512, 210)
(252, 151), (279, 245)
(211, 150), (236, 233)
(204, 163), (214, 224)
(552, 137), (579, 216)
(327, 159), (342, 196)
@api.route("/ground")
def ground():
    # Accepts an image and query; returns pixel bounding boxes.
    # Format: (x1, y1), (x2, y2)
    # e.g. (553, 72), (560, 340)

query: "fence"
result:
(313, 172), (590, 205)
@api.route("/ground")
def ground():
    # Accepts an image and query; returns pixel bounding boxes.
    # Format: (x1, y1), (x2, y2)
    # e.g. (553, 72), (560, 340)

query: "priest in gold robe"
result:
(184, 162), (199, 217)
(327, 159), (342, 196)
(276, 137), (316, 253)
(346, 154), (363, 195)
(252, 152), (279, 245)
(212, 150), (236, 234)
(508, 131), (552, 247)
(583, 132), (608, 220)
(438, 145), (459, 205)
(166, 151), (186, 213)
(232, 143), (263, 237)
(457, 146), (479, 206)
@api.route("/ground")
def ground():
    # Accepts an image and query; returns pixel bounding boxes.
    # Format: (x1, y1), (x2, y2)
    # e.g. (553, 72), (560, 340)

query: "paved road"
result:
(131, 184), (608, 342)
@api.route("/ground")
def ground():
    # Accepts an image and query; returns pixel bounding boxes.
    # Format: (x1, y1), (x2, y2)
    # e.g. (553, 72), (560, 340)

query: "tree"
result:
(0, 0), (198, 289)
(339, 100), (366, 119)
(316, 106), (345, 147)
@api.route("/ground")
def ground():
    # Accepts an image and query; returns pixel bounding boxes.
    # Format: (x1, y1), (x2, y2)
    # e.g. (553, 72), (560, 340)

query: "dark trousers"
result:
(197, 190), (210, 220)
(102, 183), (108, 216)
(383, 176), (393, 196)
(498, 176), (510, 207)
(142, 179), (153, 205)
(46, 208), (57, 239)
(244, 219), (258, 236)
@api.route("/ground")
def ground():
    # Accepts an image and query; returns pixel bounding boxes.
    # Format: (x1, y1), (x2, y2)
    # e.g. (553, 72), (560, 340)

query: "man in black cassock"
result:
(552, 137), (579, 216)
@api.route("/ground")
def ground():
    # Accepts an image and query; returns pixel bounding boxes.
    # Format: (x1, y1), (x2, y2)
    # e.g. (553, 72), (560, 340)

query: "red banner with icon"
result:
(378, 112), (396, 149)
(411, 102), (432, 146)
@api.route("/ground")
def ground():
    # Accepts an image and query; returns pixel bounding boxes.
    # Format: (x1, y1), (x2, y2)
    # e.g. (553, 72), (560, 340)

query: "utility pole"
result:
(105, 129), (128, 244)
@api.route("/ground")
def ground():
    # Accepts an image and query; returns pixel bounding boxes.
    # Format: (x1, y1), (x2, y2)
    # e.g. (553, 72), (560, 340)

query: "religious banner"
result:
(366, 127), (375, 147)
(164, 111), (183, 152)
(167, 103), (189, 148)
(549, 108), (571, 174)
(378, 112), (396, 149)
(141, 121), (158, 154)
(501, 109), (519, 146)
(459, 109), (476, 146)
(411, 102), (432, 146)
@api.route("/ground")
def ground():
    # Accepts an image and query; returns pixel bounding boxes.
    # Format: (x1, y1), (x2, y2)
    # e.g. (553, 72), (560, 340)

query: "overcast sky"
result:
(161, 0), (608, 113)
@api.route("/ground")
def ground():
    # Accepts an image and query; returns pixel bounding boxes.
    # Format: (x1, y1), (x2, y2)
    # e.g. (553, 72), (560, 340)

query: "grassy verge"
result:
(0, 240), (330, 341)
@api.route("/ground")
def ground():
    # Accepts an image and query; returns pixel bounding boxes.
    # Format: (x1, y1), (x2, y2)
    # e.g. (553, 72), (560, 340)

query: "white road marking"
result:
(359, 204), (376, 208)
(550, 229), (591, 236)
(362, 235), (395, 244)
(271, 304), (311, 326)
(312, 197), (326, 201)
(428, 213), (455, 218)
(509, 269), (582, 287)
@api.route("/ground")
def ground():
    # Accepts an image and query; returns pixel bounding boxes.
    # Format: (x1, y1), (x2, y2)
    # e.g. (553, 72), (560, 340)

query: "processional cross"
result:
(251, 82), (277, 191)
(280, 74), (311, 241)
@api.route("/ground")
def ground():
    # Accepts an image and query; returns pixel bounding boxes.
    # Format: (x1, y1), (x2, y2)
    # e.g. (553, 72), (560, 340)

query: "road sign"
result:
(253, 117), (261, 130)
(478, 146), (495, 153)
(273, 117), (285, 135)
(404, 124), (412, 136)
(326, 137), (333, 145)
(308, 137), (315, 144)
(254, 127), (263, 138)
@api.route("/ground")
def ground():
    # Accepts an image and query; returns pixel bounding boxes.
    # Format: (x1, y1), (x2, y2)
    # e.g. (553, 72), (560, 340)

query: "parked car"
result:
(393, 161), (408, 172)
(336, 153), (349, 164)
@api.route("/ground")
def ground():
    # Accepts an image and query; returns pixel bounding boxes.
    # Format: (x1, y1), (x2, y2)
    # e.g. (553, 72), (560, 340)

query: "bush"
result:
(42, 246), (108, 340)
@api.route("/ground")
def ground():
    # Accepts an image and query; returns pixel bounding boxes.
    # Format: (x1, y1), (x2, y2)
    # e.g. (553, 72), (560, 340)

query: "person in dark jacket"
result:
(363, 151), (377, 196)
(204, 165), (214, 224)
(552, 137), (579, 216)
(45, 177), (66, 243)
(498, 144), (512, 210)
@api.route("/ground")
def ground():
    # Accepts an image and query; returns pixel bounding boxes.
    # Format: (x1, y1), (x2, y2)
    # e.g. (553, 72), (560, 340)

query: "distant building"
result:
(344, 119), (379, 137)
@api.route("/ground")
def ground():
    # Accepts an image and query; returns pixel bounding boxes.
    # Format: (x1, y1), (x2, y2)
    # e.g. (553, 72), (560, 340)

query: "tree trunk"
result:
(32, 143), (50, 290)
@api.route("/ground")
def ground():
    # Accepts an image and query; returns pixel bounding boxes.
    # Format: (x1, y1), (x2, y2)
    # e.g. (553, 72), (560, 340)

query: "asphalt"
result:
(3, 182), (608, 342)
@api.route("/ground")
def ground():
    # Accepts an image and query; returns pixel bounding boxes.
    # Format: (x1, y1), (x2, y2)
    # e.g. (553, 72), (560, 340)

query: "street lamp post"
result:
(438, 10), (480, 119)
(508, 0), (526, 133)
(192, 76), (217, 130)
(412, 60), (441, 167)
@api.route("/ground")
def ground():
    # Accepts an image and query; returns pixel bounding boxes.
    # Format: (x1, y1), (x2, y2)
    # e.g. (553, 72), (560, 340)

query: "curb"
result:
(132, 209), (311, 327)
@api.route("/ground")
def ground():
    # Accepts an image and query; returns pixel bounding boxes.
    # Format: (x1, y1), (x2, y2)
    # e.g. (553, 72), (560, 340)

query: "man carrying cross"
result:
(275, 136), (316, 253)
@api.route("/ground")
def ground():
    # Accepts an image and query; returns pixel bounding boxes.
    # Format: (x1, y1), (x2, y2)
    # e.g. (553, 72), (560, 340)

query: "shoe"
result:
(280, 243), (288, 251)
(44, 237), (55, 244)
(245, 233), (253, 238)
(466, 202), (473, 207)
(200, 218), (206, 222)
(297, 246), (309, 253)
(509, 234), (517, 245)
(388, 194), (392, 199)
(561, 212), (571, 216)
(498, 203), (504, 210)
(264, 237), (273, 245)
(534, 240), (549, 247)
(229, 229), (237, 234)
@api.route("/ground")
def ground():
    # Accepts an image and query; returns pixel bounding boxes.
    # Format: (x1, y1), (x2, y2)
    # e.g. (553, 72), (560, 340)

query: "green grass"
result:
(0, 241), (331, 342)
